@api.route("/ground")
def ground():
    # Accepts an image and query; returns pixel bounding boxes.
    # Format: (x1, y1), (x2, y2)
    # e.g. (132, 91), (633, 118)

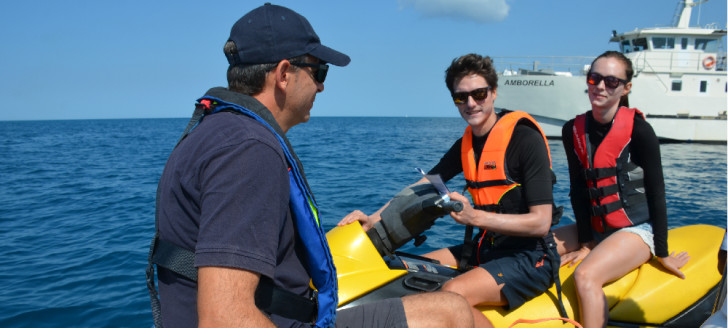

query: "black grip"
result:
(441, 201), (463, 213)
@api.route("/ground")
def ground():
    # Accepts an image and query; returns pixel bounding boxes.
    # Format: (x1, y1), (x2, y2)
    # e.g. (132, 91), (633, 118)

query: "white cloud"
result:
(398, 0), (510, 23)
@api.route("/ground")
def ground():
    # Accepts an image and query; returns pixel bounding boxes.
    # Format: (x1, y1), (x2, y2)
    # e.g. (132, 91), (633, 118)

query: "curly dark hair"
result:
(444, 53), (498, 94)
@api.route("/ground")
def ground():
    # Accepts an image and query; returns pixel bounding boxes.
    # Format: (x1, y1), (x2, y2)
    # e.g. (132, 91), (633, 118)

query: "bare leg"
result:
(423, 247), (508, 327)
(573, 231), (652, 327)
(402, 291), (474, 328)
(423, 248), (459, 267)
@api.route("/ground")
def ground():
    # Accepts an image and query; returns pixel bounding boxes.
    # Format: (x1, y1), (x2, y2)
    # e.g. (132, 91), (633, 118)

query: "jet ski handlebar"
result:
(366, 183), (462, 257)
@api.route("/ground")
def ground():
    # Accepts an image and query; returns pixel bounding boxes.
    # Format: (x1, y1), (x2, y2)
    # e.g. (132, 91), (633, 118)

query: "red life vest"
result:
(572, 107), (649, 233)
(461, 111), (551, 211)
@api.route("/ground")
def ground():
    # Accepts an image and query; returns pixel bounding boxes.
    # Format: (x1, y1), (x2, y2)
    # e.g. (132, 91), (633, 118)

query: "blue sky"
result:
(1, 0), (725, 121)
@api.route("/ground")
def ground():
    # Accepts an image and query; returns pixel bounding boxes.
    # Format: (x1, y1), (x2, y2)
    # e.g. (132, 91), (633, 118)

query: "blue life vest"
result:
(198, 96), (338, 328)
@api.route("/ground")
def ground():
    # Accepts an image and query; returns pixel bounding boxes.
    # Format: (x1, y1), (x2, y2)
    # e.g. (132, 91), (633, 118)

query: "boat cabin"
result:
(611, 28), (726, 73)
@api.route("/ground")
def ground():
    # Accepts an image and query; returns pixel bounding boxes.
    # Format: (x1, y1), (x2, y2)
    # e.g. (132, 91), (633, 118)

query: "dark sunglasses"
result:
(586, 72), (628, 89)
(291, 62), (329, 83)
(452, 87), (492, 104)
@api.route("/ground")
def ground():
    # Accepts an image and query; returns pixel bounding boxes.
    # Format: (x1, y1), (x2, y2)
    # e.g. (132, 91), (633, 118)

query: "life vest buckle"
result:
(590, 205), (607, 217)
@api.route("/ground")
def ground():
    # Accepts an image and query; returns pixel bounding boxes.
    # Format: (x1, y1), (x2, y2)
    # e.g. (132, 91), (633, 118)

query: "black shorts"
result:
(336, 298), (407, 328)
(449, 244), (556, 310)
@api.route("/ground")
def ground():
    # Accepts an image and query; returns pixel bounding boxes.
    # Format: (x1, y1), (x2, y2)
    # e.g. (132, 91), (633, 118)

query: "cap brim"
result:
(309, 44), (350, 67)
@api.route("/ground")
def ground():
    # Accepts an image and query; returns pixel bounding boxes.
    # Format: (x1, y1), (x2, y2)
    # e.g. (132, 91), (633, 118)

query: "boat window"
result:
(695, 38), (719, 52)
(632, 38), (648, 51)
(621, 40), (632, 53)
(653, 37), (675, 49)
(681, 38), (688, 50)
(672, 80), (682, 91)
(700, 81), (707, 93)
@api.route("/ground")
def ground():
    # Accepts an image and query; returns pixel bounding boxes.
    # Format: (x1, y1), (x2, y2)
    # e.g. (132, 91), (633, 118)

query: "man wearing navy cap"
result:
(148, 3), (473, 328)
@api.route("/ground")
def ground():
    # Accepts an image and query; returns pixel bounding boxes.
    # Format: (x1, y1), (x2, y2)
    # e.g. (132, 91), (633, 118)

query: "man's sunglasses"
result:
(452, 87), (492, 104)
(586, 72), (628, 89)
(291, 62), (329, 83)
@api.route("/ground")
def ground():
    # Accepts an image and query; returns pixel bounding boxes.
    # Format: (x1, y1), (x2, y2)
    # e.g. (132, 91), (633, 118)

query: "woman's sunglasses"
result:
(291, 62), (329, 83)
(452, 87), (492, 104)
(586, 72), (628, 89)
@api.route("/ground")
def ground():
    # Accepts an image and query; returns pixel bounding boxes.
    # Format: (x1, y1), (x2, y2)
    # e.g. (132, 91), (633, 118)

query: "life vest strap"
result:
(621, 177), (645, 191)
(474, 204), (502, 213)
(582, 167), (617, 181)
(590, 199), (623, 217)
(587, 184), (620, 200)
(590, 191), (648, 218)
(621, 192), (647, 208)
(465, 179), (513, 189)
(153, 237), (198, 282)
(149, 236), (318, 324)
(544, 241), (569, 321)
(458, 225), (476, 271)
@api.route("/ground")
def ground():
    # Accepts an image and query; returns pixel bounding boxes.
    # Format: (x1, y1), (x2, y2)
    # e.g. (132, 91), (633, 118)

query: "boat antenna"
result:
(674, 0), (709, 28)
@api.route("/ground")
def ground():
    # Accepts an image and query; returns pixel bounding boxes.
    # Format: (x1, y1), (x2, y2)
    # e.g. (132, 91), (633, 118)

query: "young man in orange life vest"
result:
(339, 53), (561, 328)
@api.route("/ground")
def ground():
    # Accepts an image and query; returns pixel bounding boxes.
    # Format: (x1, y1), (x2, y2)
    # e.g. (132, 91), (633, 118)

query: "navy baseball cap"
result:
(226, 3), (350, 67)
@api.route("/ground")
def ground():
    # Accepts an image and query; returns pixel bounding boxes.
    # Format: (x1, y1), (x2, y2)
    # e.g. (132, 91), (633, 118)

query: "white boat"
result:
(495, 0), (727, 143)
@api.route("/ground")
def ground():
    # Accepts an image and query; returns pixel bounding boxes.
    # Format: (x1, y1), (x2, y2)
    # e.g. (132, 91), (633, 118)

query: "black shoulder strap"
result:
(541, 238), (569, 321)
(145, 103), (207, 328)
(458, 225), (475, 271)
(146, 186), (165, 328)
(458, 185), (476, 271)
(151, 236), (197, 281)
(147, 234), (318, 325)
(145, 102), (208, 328)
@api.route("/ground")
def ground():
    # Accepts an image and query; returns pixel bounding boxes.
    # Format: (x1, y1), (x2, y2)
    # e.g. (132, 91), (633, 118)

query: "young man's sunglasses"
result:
(452, 87), (492, 104)
(586, 72), (628, 89)
(291, 62), (329, 83)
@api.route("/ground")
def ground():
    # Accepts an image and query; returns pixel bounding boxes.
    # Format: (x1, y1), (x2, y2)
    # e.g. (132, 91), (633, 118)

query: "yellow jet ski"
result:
(326, 184), (725, 327)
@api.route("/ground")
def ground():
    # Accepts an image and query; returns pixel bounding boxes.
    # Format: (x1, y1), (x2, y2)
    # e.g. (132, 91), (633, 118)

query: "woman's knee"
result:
(573, 265), (603, 291)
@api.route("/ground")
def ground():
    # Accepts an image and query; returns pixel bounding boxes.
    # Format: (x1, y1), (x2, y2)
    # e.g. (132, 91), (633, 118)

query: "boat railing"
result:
(630, 52), (671, 91)
(493, 56), (595, 76)
(629, 50), (727, 74)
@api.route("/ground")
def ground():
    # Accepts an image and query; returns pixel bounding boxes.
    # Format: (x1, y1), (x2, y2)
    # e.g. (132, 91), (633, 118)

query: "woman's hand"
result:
(560, 245), (592, 267)
(657, 251), (690, 279)
(336, 210), (375, 231)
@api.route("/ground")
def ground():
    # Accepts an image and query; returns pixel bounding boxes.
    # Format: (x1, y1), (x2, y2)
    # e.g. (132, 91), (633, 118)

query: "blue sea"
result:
(0, 117), (725, 327)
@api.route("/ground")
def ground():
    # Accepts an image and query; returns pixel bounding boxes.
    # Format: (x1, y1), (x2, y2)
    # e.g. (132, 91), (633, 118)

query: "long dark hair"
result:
(589, 50), (633, 108)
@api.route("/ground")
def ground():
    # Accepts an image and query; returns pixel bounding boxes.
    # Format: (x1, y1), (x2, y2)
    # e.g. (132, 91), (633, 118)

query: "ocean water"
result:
(0, 117), (725, 327)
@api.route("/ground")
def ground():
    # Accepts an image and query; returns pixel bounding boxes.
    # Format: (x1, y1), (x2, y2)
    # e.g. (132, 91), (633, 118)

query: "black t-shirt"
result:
(561, 111), (668, 257)
(429, 124), (554, 207)
(156, 89), (310, 328)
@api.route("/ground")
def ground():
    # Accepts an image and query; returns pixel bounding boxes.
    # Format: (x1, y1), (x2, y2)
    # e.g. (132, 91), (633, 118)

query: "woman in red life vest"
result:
(556, 51), (690, 327)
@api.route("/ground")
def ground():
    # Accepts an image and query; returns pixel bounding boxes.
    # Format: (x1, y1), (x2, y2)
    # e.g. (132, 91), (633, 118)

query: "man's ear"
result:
(273, 60), (292, 91)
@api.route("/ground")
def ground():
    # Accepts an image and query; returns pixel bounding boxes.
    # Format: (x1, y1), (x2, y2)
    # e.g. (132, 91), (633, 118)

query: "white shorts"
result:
(594, 221), (655, 256)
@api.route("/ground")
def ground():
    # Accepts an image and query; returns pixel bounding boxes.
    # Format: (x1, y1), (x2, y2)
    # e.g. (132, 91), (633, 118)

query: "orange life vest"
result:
(461, 111), (551, 211)
(572, 107), (649, 233)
